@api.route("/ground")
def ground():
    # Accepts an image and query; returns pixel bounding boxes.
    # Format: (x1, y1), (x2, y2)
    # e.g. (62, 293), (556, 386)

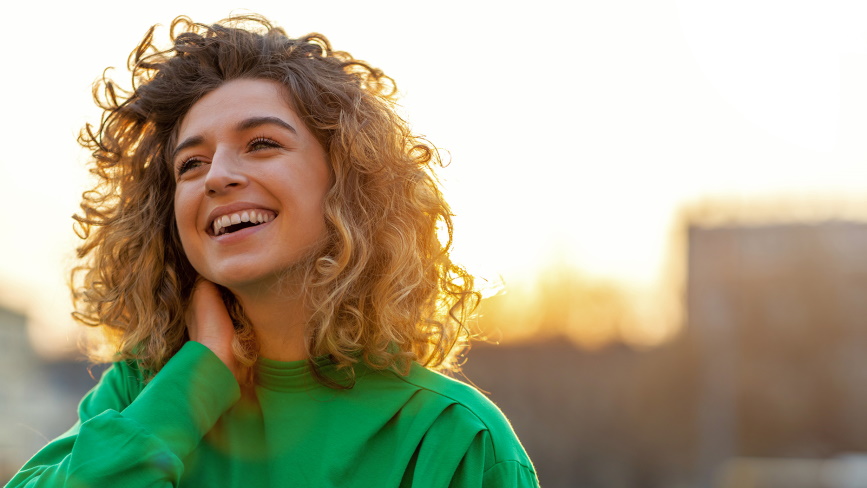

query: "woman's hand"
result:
(186, 278), (242, 383)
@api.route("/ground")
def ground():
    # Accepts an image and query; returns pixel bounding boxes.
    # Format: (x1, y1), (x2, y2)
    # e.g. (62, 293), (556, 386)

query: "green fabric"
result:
(6, 341), (538, 487)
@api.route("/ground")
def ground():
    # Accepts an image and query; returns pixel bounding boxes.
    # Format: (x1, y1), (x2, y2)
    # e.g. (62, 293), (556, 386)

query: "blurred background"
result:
(4, 0), (867, 486)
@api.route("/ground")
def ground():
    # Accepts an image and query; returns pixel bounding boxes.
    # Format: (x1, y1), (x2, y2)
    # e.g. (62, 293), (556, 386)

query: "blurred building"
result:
(466, 218), (867, 488)
(688, 221), (867, 487)
(0, 306), (100, 484)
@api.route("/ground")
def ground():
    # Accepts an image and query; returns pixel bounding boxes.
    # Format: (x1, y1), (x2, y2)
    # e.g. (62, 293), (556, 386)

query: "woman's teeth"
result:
(213, 211), (275, 236)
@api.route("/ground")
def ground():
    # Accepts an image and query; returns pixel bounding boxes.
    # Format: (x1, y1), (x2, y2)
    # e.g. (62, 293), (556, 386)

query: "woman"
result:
(7, 14), (538, 488)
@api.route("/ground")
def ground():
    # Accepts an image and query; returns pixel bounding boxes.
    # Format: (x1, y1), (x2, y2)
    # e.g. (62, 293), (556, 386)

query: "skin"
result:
(172, 78), (332, 378)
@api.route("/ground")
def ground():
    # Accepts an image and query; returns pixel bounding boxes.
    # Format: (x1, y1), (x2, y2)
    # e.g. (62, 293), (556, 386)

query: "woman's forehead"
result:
(177, 79), (300, 137)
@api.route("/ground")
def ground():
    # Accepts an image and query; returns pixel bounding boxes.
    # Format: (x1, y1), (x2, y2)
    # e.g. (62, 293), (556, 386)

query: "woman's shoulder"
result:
(365, 362), (538, 485)
(400, 364), (508, 426)
(383, 363), (532, 462)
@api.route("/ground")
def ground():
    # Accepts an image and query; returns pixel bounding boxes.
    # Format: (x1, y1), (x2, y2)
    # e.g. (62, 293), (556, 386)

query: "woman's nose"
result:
(205, 148), (248, 195)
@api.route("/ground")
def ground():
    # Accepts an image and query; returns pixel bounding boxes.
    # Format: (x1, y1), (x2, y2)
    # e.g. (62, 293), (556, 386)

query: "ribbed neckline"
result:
(255, 355), (362, 392)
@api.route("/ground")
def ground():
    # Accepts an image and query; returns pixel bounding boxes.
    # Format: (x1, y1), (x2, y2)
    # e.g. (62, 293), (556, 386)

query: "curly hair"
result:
(72, 14), (480, 385)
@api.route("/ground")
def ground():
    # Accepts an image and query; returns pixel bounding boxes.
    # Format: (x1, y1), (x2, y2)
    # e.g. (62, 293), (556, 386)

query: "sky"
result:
(2, 0), (867, 355)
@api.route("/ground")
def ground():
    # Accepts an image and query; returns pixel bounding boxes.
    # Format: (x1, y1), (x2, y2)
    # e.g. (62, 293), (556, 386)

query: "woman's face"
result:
(172, 78), (331, 291)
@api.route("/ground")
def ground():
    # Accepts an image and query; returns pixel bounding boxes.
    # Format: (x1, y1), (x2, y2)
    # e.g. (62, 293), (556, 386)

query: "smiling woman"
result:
(172, 78), (335, 363)
(5, 13), (538, 488)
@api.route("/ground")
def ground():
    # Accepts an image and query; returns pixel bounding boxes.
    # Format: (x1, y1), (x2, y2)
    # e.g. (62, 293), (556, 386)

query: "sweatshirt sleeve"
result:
(447, 429), (540, 488)
(5, 341), (241, 488)
(480, 461), (539, 487)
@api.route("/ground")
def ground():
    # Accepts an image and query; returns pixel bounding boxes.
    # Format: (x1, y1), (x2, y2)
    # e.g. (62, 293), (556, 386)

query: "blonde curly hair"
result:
(72, 14), (480, 385)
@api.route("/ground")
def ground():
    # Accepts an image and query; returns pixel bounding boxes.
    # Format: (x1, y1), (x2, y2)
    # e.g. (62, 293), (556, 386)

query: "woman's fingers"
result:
(187, 278), (241, 381)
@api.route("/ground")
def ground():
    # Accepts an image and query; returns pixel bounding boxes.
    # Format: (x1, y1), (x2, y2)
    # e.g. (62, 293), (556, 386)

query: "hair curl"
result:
(72, 14), (480, 385)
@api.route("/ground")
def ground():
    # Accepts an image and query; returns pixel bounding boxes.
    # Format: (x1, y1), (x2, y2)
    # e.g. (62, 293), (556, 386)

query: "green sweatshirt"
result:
(6, 341), (538, 487)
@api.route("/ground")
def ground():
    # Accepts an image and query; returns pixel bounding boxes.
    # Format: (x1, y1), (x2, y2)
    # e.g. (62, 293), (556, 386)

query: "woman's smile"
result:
(206, 203), (277, 237)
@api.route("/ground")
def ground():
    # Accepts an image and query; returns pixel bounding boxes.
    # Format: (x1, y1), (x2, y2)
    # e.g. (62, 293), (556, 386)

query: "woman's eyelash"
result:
(250, 136), (281, 150)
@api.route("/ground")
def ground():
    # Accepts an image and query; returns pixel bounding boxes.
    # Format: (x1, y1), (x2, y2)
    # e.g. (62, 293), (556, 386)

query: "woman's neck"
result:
(232, 278), (310, 362)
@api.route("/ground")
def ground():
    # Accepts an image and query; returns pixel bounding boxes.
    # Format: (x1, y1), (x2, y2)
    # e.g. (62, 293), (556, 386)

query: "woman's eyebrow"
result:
(236, 116), (298, 134)
(172, 135), (204, 161)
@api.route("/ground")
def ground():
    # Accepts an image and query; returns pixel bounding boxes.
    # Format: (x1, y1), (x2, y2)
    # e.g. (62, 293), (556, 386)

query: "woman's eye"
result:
(250, 137), (281, 151)
(177, 157), (205, 176)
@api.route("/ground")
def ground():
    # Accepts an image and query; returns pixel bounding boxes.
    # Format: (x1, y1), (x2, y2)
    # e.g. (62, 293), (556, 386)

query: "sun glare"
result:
(3, 1), (867, 358)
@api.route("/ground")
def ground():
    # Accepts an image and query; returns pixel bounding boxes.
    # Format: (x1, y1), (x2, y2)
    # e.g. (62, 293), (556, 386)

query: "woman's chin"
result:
(208, 275), (269, 293)
(203, 267), (304, 296)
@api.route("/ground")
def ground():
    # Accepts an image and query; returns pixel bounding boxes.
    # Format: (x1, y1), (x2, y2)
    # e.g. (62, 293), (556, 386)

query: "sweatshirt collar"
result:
(255, 355), (361, 392)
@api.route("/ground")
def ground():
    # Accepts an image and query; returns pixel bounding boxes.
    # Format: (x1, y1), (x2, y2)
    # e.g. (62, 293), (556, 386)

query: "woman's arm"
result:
(5, 281), (242, 488)
(6, 341), (240, 488)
